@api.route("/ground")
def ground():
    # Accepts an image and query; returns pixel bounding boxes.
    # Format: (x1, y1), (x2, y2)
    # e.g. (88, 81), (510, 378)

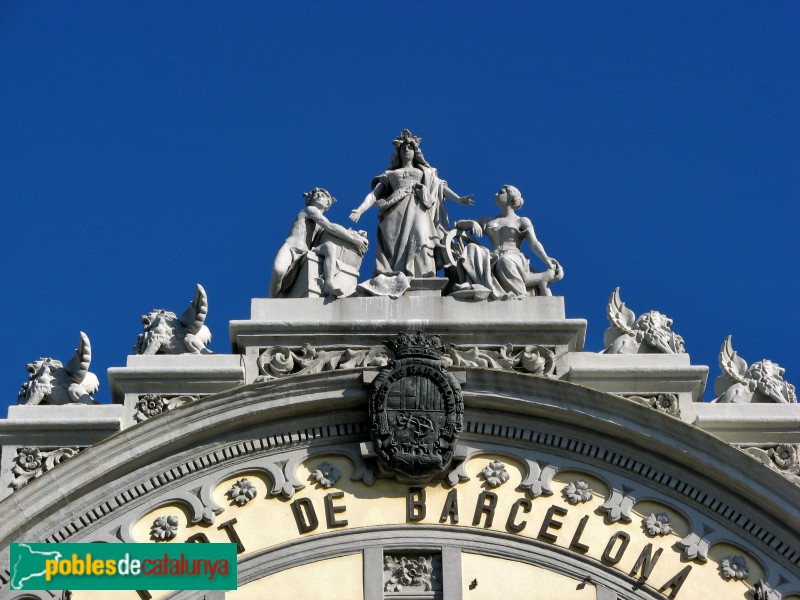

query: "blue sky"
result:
(1, 2), (798, 412)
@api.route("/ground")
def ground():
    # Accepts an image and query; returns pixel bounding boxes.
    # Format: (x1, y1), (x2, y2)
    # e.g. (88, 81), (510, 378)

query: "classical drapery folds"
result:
(134, 283), (212, 355)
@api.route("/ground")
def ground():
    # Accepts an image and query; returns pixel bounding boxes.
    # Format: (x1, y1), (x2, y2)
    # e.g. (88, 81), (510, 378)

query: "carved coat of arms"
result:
(369, 331), (464, 480)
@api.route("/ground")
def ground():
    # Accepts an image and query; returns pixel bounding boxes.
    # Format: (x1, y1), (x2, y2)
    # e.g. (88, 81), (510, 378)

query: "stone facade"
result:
(1, 131), (798, 600)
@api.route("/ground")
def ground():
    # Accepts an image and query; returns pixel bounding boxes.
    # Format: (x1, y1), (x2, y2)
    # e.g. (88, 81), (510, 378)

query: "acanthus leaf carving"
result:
(737, 443), (800, 486)
(257, 342), (558, 380)
(134, 394), (200, 422)
(12, 446), (81, 491)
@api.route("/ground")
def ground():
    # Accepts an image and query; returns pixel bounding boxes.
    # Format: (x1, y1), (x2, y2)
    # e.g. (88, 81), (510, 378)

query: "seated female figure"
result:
(452, 185), (562, 299)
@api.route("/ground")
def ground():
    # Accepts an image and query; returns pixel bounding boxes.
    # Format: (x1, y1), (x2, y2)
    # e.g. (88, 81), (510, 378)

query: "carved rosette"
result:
(643, 512), (672, 536)
(480, 460), (510, 488)
(383, 554), (441, 594)
(737, 443), (800, 486)
(310, 462), (341, 488)
(369, 332), (464, 481)
(150, 515), (179, 541)
(134, 394), (199, 423)
(12, 446), (80, 491)
(562, 480), (593, 504)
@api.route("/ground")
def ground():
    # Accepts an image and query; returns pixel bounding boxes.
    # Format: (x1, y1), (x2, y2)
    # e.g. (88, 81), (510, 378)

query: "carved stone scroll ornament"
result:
(11, 446), (81, 490)
(714, 336), (796, 404)
(18, 332), (100, 405)
(134, 284), (212, 355)
(736, 443), (800, 485)
(368, 331), (464, 481)
(445, 344), (556, 377)
(600, 490), (635, 523)
(257, 344), (390, 380)
(133, 394), (199, 423)
(603, 288), (686, 354)
(623, 393), (680, 417)
(257, 342), (556, 380)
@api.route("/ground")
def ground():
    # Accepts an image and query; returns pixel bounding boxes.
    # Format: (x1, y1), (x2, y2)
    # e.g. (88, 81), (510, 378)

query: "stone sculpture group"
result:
(271, 129), (562, 300)
(15, 129), (796, 410)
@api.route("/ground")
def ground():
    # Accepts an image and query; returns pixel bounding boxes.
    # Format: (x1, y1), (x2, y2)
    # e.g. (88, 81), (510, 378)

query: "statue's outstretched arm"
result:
(350, 182), (385, 222)
(444, 186), (474, 206)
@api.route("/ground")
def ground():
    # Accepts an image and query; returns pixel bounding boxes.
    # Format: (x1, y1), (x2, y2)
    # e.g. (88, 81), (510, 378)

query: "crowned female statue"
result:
(350, 130), (474, 278)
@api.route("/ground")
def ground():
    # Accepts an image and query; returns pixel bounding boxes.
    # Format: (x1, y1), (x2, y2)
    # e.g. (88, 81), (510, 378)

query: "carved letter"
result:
(472, 491), (498, 528)
(290, 497), (319, 534)
(538, 504), (568, 543)
(569, 515), (590, 552)
(602, 531), (630, 564)
(439, 488), (459, 524)
(324, 491), (348, 528)
(407, 487), (427, 522)
(217, 518), (245, 554)
(630, 543), (663, 583)
(506, 498), (532, 533)
(658, 566), (693, 599)
(136, 592), (152, 600)
(186, 533), (211, 543)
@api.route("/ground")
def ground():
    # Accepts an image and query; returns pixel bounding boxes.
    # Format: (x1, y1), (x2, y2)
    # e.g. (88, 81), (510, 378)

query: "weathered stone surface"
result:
(18, 332), (100, 406)
(448, 184), (563, 299)
(714, 336), (797, 404)
(603, 288), (685, 355)
(135, 284), (213, 355)
(271, 187), (368, 299)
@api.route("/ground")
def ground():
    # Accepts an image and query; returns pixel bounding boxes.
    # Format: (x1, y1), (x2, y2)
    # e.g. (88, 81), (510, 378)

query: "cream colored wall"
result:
(117, 454), (775, 599)
(460, 553), (595, 600)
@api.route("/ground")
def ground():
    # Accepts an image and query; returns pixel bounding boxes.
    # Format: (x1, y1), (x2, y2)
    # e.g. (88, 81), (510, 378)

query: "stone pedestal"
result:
(230, 295), (587, 384)
(108, 354), (245, 427)
(562, 352), (709, 418)
(0, 404), (125, 502)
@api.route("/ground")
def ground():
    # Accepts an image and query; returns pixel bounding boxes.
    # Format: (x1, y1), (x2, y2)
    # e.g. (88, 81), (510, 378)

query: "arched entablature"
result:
(1, 368), (799, 599)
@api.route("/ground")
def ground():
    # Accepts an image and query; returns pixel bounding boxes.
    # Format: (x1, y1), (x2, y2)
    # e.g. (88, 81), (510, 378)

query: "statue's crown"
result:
(386, 331), (449, 359)
(392, 129), (422, 149)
